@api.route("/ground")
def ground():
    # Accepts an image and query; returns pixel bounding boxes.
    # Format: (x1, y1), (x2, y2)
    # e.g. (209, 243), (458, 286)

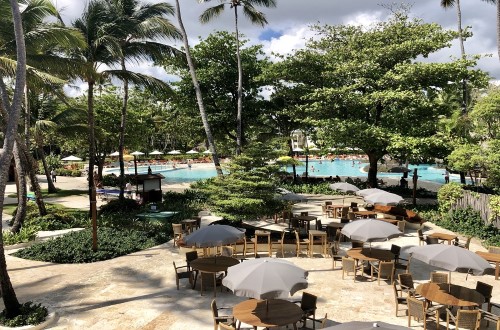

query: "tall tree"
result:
(105, 0), (181, 200)
(0, 0), (27, 318)
(198, 0), (276, 155)
(174, 0), (223, 175)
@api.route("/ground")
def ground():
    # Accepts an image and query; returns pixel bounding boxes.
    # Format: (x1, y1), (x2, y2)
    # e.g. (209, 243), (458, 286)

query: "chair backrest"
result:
(455, 309), (480, 330)
(379, 261), (395, 277)
(294, 230), (301, 242)
(475, 281), (492, 303)
(325, 201), (332, 206)
(398, 273), (415, 290)
(425, 236), (439, 245)
(397, 220), (405, 233)
(393, 281), (403, 300)
(407, 296), (425, 319)
(301, 292), (317, 313)
(283, 210), (292, 221)
(221, 246), (234, 257)
(351, 240), (364, 248)
(185, 251), (198, 265)
(300, 211), (309, 216)
(291, 218), (300, 230)
(210, 298), (219, 318)
(417, 229), (424, 240)
(488, 246), (500, 254)
(342, 257), (356, 272)
(350, 207), (359, 212)
(350, 202), (358, 208)
(430, 271), (449, 284)
(172, 223), (183, 235)
(316, 219), (323, 230)
(390, 244), (401, 259)
(341, 207), (349, 218)
(193, 216), (201, 228)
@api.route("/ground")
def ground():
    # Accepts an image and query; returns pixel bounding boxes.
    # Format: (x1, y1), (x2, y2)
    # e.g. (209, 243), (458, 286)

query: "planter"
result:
(0, 312), (57, 330)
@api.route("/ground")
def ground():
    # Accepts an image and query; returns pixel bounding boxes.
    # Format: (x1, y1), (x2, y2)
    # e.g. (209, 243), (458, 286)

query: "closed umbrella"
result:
(408, 244), (493, 276)
(324, 321), (410, 330)
(364, 191), (403, 206)
(341, 219), (402, 243)
(183, 224), (245, 248)
(222, 258), (308, 300)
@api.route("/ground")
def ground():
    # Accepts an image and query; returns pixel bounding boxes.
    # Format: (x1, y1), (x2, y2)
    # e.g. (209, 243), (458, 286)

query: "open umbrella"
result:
(309, 146), (320, 151)
(292, 147), (304, 153)
(109, 151), (119, 157)
(324, 321), (410, 330)
(61, 155), (82, 161)
(222, 258), (308, 300)
(330, 182), (359, 193)
(364, 191), (404, 206)
(408, 244), (493, 276)
(150, 150), (163, 155)
(167, 150), (181, 155)
(130, 151), (144, 156)
(356, 188), (385, 197)
(183, 224), (245, 248)
(186, 150), (198, 154)
(202, 150), (212, 154)
(341, 219), (402, 243)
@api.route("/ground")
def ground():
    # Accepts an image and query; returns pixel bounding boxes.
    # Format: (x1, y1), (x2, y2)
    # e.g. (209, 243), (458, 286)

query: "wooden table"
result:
(428, 232), (457, 245)
(294, 215), (317, 232)
(253, 230), (271, 257)
(233, 299), (303, 330)
(376, 218), (399, 225)
(189, 256), (239, 273)
(416, 283), (485, 308)
(346, 247), (394, 262)
(476, 251), (500, 280)
(352, 211), (378, 219)
(181, 219), (197, 233)
(327, 204), (344, 218)
(308, 230), (327, 257)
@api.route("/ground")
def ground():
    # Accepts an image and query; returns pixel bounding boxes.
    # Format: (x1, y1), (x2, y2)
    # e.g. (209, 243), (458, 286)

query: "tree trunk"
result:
(497, 1), (500, 63)
(234, 6), (243, 156)
(455, 0), (468, 114)
(37, 139), (57, 193)
(118, 59), (128, 201)
(175, 0), (223, 176)
(288, 138), (297, 184)
(11, 142), (27, 233)
(87, 80), (98, 251)
(460, 171), (466, 184)
(19, 138), (47, 216)
(366, 152), (379, 188)
(0, 0), (27, 317)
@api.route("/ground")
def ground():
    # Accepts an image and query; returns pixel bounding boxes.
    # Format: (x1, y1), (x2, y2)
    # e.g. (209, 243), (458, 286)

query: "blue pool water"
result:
(105, 160), (457, 184)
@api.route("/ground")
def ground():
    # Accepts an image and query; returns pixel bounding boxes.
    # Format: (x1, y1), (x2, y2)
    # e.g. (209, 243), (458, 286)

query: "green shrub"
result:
(13, 228), (164, 263)
(57, 168), (82, 177)
(0, 302), (48, 327)
(3, 227), (38, 245)
(102, 174), (120, 187)
(99, 198), (141, 216)
(437, 183), (464, 213)
(281, 183), (335, 195)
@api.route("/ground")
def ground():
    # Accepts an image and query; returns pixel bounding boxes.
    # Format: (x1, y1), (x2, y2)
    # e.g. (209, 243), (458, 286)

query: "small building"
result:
(126, 173), (164, 204)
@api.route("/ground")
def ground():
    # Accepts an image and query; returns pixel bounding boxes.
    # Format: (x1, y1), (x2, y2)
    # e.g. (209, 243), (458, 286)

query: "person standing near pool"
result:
(125, 182), (132, 198)
(50, 168), (57, 182)
(444, 169), (450, 183)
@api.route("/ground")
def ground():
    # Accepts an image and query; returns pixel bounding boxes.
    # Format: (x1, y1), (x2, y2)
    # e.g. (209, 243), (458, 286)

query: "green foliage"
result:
(13, 228), (161, 263)
(0, 302), (48, 327)
(43, 154), (61, 171)
(56, 168), (82, 177)
(437, 182), (464, 213)
(101, 174), (120, 187)
(161, 189), (205, 219)
(446, 144), (485, 175)
(489, 195), (500, 223)
(2, 227), (39, 245)
(282, 182), (335, 195)
(99, 198), (141, 216)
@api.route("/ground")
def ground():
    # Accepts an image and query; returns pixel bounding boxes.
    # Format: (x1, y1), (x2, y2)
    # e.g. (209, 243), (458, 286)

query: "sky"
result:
(54, 0), (499, 94)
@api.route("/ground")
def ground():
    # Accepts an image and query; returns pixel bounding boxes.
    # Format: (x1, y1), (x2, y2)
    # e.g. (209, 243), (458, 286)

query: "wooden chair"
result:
(397, 220), (406, 234)
(243, 237), (254, 257)
(454, 236), (472, 249)
(319, 313), (328, 329)
(200, 271), (224, 297)
(172, 223), (185, 247)
(407, 296), (442, 330)
(372, 260), (394, 285)
(322, 201), (333, 218)
(341, 257), (362, 281)
(295, 230), (310, 257)
(417, 229), (425, 246)
(296, 292), (318, 329)
(210, 299), (234, 330)
(398, 273), (417, 297)
(340, 207), (349, 219)
(391, 244), (410, 274)
(185, 250), (199, 287)
(220, 246), (234, 257)
(488, 246), (500, 254)
(430, 271), (449, 284)
(271, 230), (286, 258)
(480, 309), (500, 330)
(476, 281), (493, 313)
(425, 236), (440, 245)
(173, 261), (193, 290)
(316, 219), (326, 230)
(392, 281), (408, 317)
(329, 243), (343, 269)
(446, 308), (480, 330)
(193, 216), (202, 230)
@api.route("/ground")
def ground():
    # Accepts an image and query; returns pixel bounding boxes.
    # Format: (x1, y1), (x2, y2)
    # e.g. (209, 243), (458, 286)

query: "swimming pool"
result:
(104, 160), (457, 184)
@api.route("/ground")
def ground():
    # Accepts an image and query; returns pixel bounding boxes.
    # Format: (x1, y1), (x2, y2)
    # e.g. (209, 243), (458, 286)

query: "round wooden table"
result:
(233, 299), (303, 329)
(476, 251), (500, 280)
(428, 232), (457, 245)
(346, 247), (394, 262)
(416, 283), (485, 308)
(189, 256), (239, 273)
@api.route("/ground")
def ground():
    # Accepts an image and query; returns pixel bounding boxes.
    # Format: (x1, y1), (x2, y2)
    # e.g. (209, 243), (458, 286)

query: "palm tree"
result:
(175, 0), (223, 175)
(104, 0), (182, 200)
(198, 0), (276, 155)
(0, 0), (27, 318)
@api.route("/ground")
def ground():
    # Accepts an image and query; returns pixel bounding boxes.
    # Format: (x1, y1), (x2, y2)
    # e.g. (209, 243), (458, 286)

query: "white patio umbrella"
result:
(324, 321), (410, 330)
(309, 146), (320, 151)
(130, 151), (144, 156)
(408, 244), (493, 276)
(61, 155), (82, 161)
(222, 258), (308, 300)
(292, 147), (304, 152)
(167, 150), (181, 155)
(330, 182), (359, 193)
(186, 150), (198, 154)
(149, 150), (163, 155)
(183, 224), (245, 248)
(364, 191), (404, 206)
(341, 219), (402, 243)
(356, 188), (385, 197)
(109, 151), (119, 157)
(202, 150), (212, 154)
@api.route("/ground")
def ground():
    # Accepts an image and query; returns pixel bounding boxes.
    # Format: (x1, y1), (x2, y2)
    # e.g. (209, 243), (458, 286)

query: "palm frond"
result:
(199, 4), (226, 24)
(242, 4), (268, 26)
(0, 56), (17, 76)
(123, 41), (181, 63)
(135, 16), (181, 41)
(106, 69), (174, 95)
